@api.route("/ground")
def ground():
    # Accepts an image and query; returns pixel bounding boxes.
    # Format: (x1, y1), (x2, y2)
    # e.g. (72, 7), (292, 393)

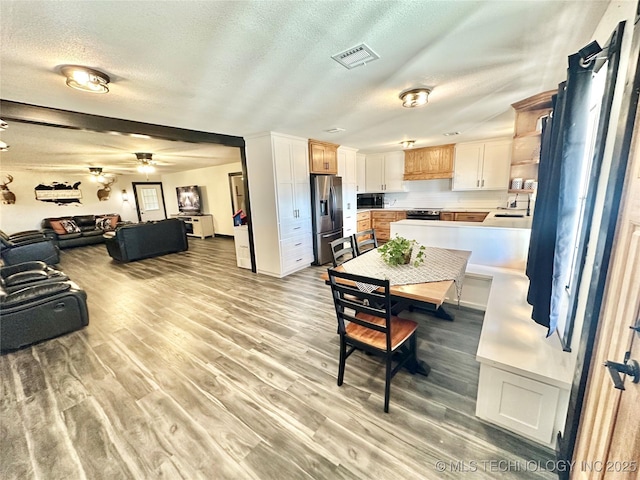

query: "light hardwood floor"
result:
(1, 237), (556, 479)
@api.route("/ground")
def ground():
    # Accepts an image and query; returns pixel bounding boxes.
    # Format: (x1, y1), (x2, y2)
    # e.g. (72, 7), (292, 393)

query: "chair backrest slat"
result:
(353, 229), (378, 256)
(329, 236), (357, 267)
(328, 268), (392, 350)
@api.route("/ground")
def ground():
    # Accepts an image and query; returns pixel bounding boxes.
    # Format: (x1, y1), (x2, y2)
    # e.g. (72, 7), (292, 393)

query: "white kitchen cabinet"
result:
(365, 151), (406, 192)
(338, 146), (358, 237)
(245, 132), (314, 277)
(453, 138), (511, 191)
(356, 153), (366, 193)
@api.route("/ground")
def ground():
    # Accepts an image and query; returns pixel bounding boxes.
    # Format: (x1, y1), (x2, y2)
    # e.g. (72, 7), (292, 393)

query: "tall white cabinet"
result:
(245, 132), (314, 277)
(337, 146), (358, 238)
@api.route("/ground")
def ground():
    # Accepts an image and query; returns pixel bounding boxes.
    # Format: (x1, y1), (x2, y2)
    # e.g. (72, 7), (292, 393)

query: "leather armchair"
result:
(1, 261), (69, 293)
(0, 230), (60, 265)
(0, 265), (89, 351)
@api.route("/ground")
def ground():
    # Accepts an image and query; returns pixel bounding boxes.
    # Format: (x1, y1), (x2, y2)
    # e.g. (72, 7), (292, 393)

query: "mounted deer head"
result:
(97, 176), (117, 201)
(1, 174), (16, 204)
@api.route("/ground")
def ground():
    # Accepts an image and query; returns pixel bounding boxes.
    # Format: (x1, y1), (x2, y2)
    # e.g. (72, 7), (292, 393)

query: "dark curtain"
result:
(526, 53), (595, 335)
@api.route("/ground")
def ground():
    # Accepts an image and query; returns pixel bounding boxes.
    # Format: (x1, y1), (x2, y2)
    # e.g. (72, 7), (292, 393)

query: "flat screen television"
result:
(176, 185), (202, 214)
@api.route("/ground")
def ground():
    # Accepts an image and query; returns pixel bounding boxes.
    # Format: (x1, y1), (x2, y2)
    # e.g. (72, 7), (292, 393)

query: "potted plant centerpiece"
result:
(378, 235), (426, 267)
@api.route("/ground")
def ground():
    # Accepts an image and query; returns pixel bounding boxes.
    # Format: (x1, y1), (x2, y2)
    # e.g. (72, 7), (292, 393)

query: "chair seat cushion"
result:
(346, 313), (418, 351)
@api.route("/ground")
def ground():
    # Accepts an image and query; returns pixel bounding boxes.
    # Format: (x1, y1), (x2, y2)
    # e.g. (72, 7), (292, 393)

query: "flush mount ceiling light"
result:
(61, 65), (110, 94)
(399, 88), (431, 108)
(0, 140), (9, 152)
(0, 119), (8, 131)
(400, 140), (416, 149)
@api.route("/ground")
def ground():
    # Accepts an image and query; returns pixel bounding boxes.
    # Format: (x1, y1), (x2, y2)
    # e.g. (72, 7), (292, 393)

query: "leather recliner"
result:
(0, 262), (88, 352)
(0, 230), (60, 265)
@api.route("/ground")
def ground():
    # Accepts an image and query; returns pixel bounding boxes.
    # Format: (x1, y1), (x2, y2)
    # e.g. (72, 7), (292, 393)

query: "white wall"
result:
(384, 179), (510, 209)
(161, 162), (242, 236)
(0, 171), (147, 233)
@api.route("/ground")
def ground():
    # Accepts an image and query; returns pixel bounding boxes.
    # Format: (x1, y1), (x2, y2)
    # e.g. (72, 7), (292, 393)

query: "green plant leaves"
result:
(378, 234), (426, 267)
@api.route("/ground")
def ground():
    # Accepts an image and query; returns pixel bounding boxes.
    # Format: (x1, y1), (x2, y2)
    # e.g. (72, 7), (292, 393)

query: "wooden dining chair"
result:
(329, 236), (357, 267)
(353, 229), (378, 255)
(327, 269), (419, 412)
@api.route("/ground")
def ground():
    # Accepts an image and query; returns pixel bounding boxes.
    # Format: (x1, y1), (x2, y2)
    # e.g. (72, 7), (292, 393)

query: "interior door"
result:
(133, 182), (167, 222)
(572, 16), (640, 477)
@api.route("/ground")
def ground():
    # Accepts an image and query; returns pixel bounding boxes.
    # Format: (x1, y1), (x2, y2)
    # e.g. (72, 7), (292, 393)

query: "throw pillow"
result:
(48, 220), (67, 235)
(59, 219), (81, 234)
(96, 215), (118, 231)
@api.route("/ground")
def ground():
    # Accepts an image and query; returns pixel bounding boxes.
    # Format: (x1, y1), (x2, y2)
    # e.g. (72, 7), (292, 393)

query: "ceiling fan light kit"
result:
(399, 88), (431, 108)
(61, 65), (110, 94)
(135, 152), (156, 175)
(400, 140), (416, 149)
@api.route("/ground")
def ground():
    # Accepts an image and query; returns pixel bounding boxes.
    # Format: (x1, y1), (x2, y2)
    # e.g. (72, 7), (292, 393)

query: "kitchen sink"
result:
(494, 213), (524, 218)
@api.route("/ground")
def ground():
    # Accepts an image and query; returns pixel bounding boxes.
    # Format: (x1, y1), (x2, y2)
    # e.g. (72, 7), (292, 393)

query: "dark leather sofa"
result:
(42, 214), (121, 248)
(105, 218), (188, 262)
(0, 229), (60, 265)
(1, 262), (88, 352)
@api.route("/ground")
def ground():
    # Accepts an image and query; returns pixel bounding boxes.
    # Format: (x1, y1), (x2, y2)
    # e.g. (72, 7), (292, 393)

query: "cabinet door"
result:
(309, 142), (326, 173)
(344, 149), (357, 184)
(404, 149), (421, 176)
(295, 180), (311, 220)
(453, 143), (483, 190)
(365, 154), (384, 192)
(337, 149), (347, 178)
(326, 148), (338, 174)
(274, 136), (294, 183)
(383, 152), (405, 191)
(291, 140), (309, 184)
(277, 182), (296, 222)
(356, 153), (366, 192)
(481, 140), (511, 190)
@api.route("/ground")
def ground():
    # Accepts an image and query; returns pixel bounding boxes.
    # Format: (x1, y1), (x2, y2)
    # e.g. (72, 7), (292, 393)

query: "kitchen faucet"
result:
(526, 193), (531, 216)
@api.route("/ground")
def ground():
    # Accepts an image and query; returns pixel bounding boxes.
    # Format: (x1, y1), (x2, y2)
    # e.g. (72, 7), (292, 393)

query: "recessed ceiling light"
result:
(325, 127), (346, 134)
(61, 65), (110, 94)
(443, 131), (461, 136)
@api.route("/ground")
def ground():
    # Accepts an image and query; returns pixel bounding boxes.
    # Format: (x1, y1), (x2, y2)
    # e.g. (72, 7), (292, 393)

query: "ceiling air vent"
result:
(332, 44), (379, 69)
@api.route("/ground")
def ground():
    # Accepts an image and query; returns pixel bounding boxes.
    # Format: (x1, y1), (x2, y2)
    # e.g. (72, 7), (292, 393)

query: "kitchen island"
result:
(391, 213), (531, 270)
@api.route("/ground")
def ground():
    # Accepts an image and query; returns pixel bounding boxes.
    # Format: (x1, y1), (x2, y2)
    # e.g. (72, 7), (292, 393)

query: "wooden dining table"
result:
(320, 248), (471, 321)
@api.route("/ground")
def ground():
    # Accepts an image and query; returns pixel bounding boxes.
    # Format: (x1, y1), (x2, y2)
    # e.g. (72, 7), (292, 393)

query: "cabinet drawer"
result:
(281, 234), (312, 252)
(357, 219), (370, 232)
(454, 212), (488, 222)
(357, 211), (370, 221)
(280, 219), (311, 239)
(440, 212), (455, 221)
(371, 211), (398, 221)
(395, 211), (407, 220)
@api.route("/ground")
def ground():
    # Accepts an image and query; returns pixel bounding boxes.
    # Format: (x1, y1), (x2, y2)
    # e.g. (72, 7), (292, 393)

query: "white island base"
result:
(392, 220), (575, 448)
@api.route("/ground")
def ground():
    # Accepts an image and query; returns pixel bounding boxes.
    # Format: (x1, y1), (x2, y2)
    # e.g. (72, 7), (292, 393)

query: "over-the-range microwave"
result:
(357, 193), (384, 209)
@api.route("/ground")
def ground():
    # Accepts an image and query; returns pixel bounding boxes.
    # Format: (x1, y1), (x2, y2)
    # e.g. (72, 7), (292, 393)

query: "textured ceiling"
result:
(0, 0), (612, 174)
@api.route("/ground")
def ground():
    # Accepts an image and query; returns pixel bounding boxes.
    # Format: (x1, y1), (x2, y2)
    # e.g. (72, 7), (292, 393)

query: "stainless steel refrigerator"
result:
(311, 174), (343, 265)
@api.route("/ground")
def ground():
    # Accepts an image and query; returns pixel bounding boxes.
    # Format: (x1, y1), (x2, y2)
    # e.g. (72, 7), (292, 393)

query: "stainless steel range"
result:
(406, 209), (441, 220)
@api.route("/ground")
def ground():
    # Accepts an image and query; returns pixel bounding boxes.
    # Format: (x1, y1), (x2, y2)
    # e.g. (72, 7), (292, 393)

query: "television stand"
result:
(170, 214), (214, 239)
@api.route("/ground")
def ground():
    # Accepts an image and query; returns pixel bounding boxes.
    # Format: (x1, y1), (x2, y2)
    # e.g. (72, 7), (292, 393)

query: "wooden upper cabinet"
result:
(309, 139), (339, 174)
(403, 144), (454, 180)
